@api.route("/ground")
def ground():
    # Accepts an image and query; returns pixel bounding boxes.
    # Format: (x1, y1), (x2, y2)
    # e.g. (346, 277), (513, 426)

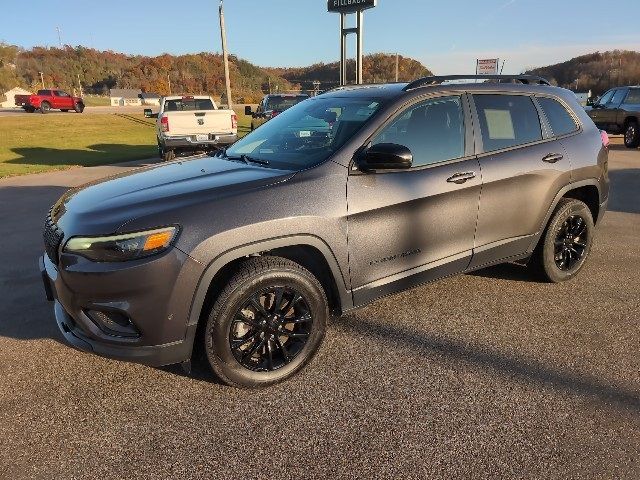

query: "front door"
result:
(347, 95), (481, 306)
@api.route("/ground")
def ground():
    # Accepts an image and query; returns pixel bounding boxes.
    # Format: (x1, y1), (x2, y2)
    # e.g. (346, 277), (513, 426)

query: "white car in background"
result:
(145, 95), (237, 161)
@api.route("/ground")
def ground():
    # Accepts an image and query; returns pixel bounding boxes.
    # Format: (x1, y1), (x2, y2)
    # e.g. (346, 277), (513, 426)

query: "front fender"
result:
(184, 234), (353, 330)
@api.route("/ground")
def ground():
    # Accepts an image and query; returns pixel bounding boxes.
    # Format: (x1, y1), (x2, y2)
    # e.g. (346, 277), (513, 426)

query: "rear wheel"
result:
(204, 256), (328, 388)
(158, 141), (175, 162)
(624, 120), (640, 148)
(39, 102), (50, 114)
(530, 198), (594, 283)
(25, 106), (35, 113)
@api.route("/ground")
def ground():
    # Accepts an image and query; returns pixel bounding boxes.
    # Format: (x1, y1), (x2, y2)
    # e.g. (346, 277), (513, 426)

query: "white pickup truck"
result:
(145, 95), (237, 161)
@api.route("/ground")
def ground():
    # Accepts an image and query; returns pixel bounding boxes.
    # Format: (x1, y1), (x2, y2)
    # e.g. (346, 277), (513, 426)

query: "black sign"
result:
(327, 0), (377, 14)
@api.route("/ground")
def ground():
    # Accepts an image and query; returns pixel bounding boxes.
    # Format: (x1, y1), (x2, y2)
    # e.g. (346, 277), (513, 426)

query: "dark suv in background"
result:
(41, 75), (609, 388)
(587, 85), (640, 148)
(246, 93), (310, 130)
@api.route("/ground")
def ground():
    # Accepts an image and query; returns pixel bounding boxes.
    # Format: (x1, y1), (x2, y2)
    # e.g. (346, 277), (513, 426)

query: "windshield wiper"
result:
(241, 154), (270, 166)
(217, 149), (270, 166)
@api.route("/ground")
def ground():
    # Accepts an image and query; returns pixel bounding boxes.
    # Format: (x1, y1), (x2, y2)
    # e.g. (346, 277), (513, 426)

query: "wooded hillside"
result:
(526, 50), (640, 95)
(0, 44), (432, 102)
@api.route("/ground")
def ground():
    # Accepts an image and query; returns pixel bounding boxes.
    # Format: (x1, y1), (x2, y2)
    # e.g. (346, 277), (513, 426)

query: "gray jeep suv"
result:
(40, 75), (609, 388)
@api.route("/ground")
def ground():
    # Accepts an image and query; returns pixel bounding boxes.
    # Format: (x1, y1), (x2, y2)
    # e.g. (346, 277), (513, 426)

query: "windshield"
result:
(164, 98), (215, 111)
(226, 96), (382, 170)
(266, 95), (309, 111)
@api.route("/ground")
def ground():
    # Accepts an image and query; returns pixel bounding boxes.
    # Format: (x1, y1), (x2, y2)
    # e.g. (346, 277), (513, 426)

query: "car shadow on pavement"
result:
(7, 145), (156, 171)
(467, 263), (540, 283)
(0, 185), (70, 344)
(334, 316), (640, 413)
(608, 168), (640, 214)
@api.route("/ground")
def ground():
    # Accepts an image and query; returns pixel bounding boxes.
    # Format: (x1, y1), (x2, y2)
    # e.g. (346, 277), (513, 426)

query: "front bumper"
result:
(39, 249), (202, 367)
(161, 133), (237, 149)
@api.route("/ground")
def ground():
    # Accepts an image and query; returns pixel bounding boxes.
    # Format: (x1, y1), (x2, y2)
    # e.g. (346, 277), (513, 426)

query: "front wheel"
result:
(74, 103), (84, 113)
(624, 121), (640, 148)
(531, 198), (594, 283)
(204, 256), (328, 388)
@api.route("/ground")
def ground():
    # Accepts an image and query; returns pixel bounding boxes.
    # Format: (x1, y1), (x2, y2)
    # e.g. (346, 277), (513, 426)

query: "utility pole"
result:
(395, 53), (399, 82)
(167, 73), (172, 95)
(219, 0), (233, 109)
(39, 72), (45, 89)
(56, 26), (62, 47)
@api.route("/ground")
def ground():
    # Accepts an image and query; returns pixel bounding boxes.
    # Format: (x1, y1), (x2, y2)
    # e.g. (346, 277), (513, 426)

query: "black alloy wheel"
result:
(204, 256), (328, 388)
(229, 286), (312, 372)
(624, 121), (640, 148)
(553, 215), (588, 271)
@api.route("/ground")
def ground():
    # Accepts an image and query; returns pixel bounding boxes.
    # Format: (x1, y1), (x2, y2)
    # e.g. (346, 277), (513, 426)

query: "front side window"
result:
(597, 89), (614, 106)
(371, 96), (465, 167)
(537, 97), (578, 137)
(55, 90), (70, 97)
(473, 94), (542, 152)
(611, 89), (627, 105)
(226, 96), (383, 170)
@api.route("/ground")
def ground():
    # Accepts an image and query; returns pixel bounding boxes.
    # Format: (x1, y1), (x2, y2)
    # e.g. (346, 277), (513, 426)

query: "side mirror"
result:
(143, 108), (153, 118)
(358, 143), (413, 171)
(586, 98), (594, 107)
(245, 105), (253, 116)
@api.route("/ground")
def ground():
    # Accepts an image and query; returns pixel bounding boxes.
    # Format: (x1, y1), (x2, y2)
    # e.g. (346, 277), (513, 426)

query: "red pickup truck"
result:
(15, 89), (85, 114)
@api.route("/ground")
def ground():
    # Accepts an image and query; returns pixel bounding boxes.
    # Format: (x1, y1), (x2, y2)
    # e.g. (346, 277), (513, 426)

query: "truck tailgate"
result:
(163, 110), (235, 135)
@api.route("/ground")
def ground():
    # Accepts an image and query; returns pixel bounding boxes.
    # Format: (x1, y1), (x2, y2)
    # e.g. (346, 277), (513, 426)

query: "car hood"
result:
(52, 156), (296, 236)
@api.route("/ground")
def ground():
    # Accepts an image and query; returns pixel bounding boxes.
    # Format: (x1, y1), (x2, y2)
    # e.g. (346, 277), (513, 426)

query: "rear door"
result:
(469, 93), (573, 268)
(347, 94), (481, 306)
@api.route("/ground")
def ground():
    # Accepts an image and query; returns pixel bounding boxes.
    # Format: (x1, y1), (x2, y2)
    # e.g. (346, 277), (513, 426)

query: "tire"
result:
(162, 148), (175, 162)
(204, 256), (328, 388)
(74, 103), (84, 113)
(25, 106), (35, 113)
(39, 101), (50, 114)
(624, 120), (640, 148)
(530, 198), (594, 283)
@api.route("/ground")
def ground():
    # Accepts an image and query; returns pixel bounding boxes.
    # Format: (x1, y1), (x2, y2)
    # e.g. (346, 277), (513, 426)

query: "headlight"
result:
(63, 226), (178, 262)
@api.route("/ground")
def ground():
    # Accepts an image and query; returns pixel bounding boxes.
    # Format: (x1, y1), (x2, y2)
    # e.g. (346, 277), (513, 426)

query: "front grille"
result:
(43, 211), (64, 264)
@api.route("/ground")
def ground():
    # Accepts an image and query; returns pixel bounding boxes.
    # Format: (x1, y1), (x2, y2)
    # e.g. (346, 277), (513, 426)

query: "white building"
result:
(109, 88), (142, 106)
(1, 87), (32, 108)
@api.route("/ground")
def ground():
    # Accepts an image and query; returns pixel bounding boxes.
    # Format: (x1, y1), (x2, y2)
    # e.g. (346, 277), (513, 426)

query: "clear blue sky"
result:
(2, 0), (639, 74)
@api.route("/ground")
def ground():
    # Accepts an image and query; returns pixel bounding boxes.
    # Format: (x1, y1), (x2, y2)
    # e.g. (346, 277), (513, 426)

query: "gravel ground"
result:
(0, 146), (639, 479)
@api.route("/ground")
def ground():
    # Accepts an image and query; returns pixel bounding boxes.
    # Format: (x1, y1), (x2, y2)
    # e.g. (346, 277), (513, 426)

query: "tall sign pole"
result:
(328, 0), (377, 86)
(219, 0), (233, 109)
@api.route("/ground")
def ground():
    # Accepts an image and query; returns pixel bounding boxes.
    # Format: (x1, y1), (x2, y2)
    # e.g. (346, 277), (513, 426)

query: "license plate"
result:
(196, 134), (208, 142)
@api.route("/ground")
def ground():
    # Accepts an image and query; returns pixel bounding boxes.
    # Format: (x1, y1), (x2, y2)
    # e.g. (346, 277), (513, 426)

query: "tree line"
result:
(0, 44), (432, 102)
(526, 50), (640, 95)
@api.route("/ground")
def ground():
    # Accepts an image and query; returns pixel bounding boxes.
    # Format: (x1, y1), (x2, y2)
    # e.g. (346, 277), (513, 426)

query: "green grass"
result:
(0, 113), (157, 178)
(82, 96), (110, 107)
(0, 110), (253, 178)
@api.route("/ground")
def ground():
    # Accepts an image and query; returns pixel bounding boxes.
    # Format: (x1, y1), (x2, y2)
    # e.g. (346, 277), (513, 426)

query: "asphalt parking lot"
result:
(1, 145), (639, 479)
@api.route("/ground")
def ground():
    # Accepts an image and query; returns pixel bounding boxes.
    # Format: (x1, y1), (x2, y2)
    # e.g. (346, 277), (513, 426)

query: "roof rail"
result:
(403, 75), (550, 91)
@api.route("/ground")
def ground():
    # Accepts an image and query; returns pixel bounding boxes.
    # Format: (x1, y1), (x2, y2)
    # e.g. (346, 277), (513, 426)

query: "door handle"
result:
(542, 153), (563, 163)
(446, 172), (476, 184)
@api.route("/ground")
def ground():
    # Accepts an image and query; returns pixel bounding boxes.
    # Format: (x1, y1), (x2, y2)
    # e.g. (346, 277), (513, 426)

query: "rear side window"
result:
(625, 89), (640, 105)
(473, 94), (542, 152)
(537, 97), (578, 137)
